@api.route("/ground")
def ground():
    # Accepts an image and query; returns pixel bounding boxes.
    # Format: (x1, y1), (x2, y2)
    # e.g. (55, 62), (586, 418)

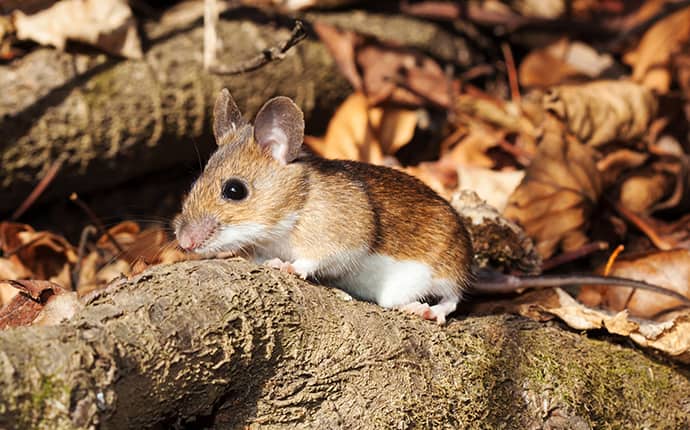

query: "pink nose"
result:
(177, 218), (217, 251)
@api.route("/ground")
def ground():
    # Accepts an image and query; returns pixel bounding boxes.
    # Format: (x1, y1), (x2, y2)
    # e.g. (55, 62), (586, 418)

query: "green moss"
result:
(11, 375), (72, 430)
(512, 326), (688, 429)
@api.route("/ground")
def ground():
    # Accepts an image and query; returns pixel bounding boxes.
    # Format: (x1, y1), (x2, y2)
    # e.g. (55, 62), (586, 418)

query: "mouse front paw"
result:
(263, 258), (296, 274)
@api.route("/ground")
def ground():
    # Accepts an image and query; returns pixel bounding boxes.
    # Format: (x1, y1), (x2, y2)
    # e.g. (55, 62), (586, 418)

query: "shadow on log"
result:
(0, 259), (688, 429)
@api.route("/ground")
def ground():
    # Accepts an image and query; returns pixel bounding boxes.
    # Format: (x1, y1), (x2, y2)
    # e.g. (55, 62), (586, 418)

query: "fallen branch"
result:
(0, 259), (688, 428)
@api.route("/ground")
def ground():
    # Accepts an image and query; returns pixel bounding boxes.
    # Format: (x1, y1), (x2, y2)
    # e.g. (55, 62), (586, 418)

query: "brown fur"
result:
(299, 157), (474, 289)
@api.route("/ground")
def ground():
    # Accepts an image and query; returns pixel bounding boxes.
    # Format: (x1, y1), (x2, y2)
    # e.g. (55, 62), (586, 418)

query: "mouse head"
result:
(174, 88), (306, 254)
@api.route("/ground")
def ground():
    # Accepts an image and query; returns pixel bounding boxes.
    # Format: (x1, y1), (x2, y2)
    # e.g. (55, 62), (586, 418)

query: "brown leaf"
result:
(624, 6), (690, 92)
(504, 122), (602, 258)
(549, 288), (690, 363)
(596, 148), (649, 186)
(0, 258), (30, 305)
(579, 249), (690, 319)
(543, 80), (658, 147)
(357, 43), (448, 107)
(314, 22), (451, 107)
(673, 43), (690, 99)
(305, 92), (417, 164)
(97, 221), (175, 265)
(0, 221), (34, 253)
(472, 285), (690, 363)
(456, 165), (524, 212)
(519, 38), (614, 88)
(619, 171), (674, 214)
(443, 126), (502, 169)
(12, 0), (143, 59)
(0, 222), (77, 288)
(313, 22), (362, 90)
(0, 279), (69, 329)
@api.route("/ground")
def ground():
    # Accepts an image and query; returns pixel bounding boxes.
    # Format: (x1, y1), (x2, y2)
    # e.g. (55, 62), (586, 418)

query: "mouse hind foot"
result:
(399, 299), (458, 325)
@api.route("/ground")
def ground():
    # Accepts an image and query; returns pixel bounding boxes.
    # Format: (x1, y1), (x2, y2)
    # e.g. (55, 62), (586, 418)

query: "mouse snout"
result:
(176, 216), (218, 252)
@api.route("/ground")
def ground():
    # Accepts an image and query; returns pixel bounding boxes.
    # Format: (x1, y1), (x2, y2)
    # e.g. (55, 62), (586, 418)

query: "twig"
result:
(11, 154), (67, 220)
(603, 244), (624, 276)
(496, 138), (532, 166)
(609, 199), (674, 250)
(541, 241), (609, 271)
(203, 0), (219, 70)
(209, 20), (307, 75)
(71, 225), (97, 291)
(69, 193), (124, 254)
(500, 42), (520, 106)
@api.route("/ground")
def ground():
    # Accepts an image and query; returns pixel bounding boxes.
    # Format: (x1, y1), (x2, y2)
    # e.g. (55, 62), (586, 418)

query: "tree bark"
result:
(0, 258), (688, 429)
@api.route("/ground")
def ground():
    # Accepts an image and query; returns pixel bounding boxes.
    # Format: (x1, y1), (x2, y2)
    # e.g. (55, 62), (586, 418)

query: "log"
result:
(0, 258), (688, 429)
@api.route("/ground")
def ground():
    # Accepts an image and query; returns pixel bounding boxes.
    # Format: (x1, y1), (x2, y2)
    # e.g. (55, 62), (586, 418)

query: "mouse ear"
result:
(213, 88), (245, 145)
(253, 96), (304, 165)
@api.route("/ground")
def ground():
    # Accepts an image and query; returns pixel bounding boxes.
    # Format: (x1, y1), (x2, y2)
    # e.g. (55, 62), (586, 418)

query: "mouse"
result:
(174, 89), (690, 324)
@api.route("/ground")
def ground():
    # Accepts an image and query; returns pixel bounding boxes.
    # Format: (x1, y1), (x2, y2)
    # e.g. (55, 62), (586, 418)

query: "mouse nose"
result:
(177, 229), (199, 251)
(176, 218), (217, 252)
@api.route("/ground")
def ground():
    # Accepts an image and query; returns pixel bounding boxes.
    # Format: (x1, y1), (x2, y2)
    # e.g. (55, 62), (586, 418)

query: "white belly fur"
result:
(333, 253), (458, 308)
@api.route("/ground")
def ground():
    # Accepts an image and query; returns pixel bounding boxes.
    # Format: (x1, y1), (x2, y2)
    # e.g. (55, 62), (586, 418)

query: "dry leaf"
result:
(456, 94), (536, 137)
(624, 6), (690, 92)
(543, 80), (658, 147)
(548, 289), (690, 363)
(596, 148), (649, 186)
(519, 38), (614, 88)
(97, 221), (174, 265)
(0, 221), (34, 252)
(504, 122), (602, 258)
(358, 43), (449, 107)
(305, 92), (417, 164)
(76, 251), (101, 296)
(314, 22), (452, 107)
(578, 249), (690, 319)
(0, 258), (30, 305)
(0, 279), (72, 329)
(12, 0), (142, 59)
(0, 222), (77, 288)
(313, 22), (362, 90)
(471, 286), (690, 363)
(456, 165), (524, 212)
(242, 0), (364, 12)
(619, 171), (674, 214)
(443, 126), (502, 169)
(14, 231), (77, 283)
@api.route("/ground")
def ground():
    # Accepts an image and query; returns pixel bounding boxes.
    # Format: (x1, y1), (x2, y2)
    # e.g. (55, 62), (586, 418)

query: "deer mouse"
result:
(175, 89), (690, 324)
(174, 88), (473, 324)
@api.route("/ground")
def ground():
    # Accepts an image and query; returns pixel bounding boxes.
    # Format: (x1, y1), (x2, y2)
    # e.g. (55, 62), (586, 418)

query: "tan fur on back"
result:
(292, 157), (473, 291)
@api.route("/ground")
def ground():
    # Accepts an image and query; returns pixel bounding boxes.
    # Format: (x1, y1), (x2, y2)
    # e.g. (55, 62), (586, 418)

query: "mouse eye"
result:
(221, 178), (249, 201)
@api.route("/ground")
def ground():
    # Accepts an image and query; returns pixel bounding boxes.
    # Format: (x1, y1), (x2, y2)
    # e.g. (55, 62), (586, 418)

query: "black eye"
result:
(222, 179), (248, 201)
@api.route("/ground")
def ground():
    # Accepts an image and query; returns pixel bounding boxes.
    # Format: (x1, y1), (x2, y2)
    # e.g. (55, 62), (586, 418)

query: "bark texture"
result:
(0, 259), (688, 430)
